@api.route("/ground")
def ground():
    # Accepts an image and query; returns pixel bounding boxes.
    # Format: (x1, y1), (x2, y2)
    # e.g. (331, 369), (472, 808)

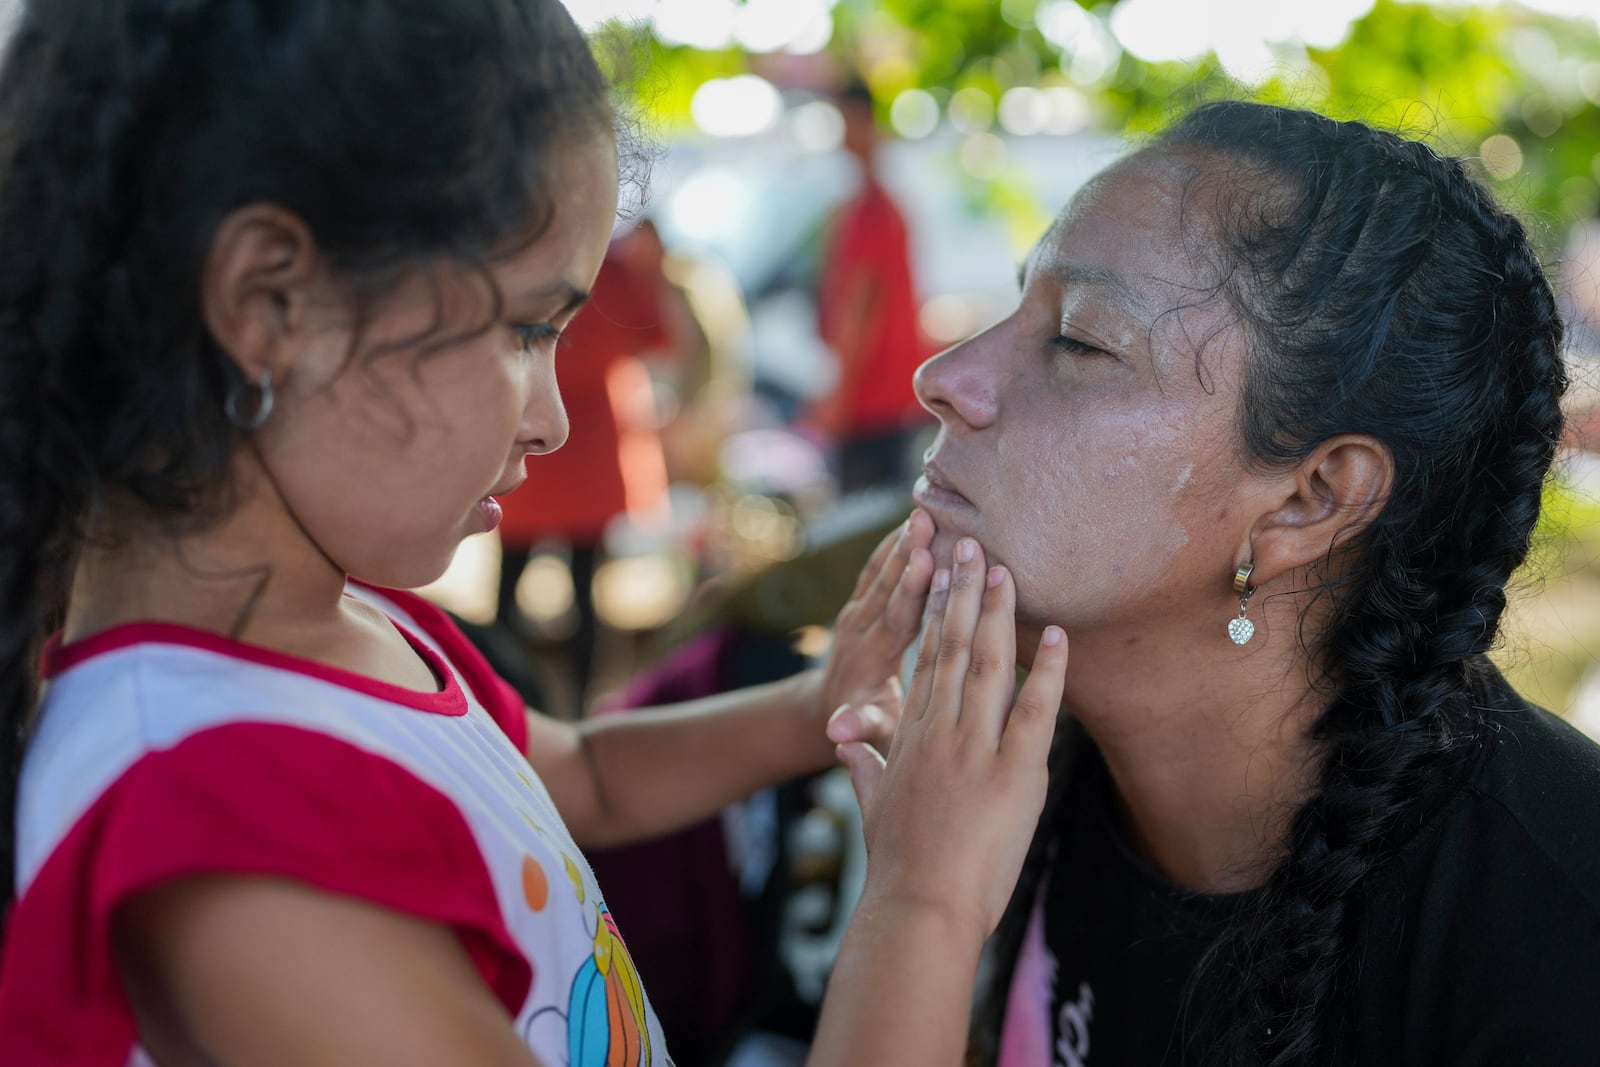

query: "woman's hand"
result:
(804, 508), (936, 756)
(831, 536), (1067, 939)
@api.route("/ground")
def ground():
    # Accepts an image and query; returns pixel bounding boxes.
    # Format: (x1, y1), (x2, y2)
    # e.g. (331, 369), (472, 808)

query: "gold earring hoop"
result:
(1228, 562), (1256, 645)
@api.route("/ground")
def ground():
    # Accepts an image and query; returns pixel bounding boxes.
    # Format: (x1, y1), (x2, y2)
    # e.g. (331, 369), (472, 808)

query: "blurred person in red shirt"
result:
(811, 81), (933, 493)
(498, 225), (672, 703)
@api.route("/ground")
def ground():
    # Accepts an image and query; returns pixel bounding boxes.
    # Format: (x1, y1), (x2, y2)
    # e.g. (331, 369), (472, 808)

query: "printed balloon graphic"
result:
(567, 906), (652, 1067)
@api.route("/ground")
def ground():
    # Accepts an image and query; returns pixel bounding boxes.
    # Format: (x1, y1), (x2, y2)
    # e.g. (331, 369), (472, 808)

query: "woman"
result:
(893, 101), (1598, 1064)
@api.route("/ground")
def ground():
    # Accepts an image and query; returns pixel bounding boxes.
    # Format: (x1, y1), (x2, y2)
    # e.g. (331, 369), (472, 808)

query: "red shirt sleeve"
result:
(0, 724), (530, 1067)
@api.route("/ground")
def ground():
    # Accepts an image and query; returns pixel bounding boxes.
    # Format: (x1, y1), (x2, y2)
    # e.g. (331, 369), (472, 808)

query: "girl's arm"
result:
(809, 540), (1068, 1067)
(524, 510), (935, 849)
(115, 877), (544, 1067)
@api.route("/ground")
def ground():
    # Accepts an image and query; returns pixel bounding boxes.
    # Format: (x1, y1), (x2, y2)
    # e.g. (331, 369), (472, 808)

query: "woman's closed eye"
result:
(1050, 334), (1108, 358)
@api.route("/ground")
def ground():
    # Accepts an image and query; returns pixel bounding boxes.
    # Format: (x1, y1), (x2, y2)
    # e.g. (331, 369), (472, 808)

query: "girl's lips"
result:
(476, 495), (504, 531)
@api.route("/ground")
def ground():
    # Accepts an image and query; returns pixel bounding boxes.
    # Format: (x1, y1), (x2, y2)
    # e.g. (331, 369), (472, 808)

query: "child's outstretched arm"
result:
(808, 538), (1068, 1067)
(523, 510), (936, 848)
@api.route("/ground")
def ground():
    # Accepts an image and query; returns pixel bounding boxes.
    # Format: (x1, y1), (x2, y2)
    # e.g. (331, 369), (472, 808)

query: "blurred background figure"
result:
(497, 221), (678, 713)
(808, 80), (934, 493)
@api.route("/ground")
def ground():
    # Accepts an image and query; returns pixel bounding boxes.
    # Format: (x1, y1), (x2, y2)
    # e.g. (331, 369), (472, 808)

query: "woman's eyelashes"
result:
(1050, 333), (1108, 358)
(513, 322), (562, 353)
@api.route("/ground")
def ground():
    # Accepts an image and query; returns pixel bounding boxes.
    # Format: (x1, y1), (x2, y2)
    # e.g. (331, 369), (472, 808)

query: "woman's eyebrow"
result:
(1025, 257), (1146, 317)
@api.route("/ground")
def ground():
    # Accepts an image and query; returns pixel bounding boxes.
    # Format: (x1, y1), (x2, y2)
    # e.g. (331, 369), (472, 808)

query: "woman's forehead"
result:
(1025, 153), (1221, 304)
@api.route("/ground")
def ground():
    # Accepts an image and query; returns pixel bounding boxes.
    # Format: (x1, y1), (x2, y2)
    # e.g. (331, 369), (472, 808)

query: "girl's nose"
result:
(913, 330), (1001, 431)
(519, 363), (569, 456)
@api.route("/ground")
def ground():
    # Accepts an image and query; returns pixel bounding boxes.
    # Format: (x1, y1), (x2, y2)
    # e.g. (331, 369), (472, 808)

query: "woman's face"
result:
(913, 152), (1265, 653)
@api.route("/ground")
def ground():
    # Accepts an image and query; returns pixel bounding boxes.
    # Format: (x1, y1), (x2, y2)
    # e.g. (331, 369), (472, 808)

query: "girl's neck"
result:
(1060, 606), (1327, 895)
(64, 479), (351, 650)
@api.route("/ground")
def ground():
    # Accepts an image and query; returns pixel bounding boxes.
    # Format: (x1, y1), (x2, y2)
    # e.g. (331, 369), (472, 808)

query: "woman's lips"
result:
(913, 463), (974, 511)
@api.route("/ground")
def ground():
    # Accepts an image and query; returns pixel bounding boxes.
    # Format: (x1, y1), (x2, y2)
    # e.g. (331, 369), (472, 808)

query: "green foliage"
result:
(610, 0), (1600, 246)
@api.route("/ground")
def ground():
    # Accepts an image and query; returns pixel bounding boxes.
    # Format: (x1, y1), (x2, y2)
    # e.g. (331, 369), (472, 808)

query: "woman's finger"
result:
(961, 564), (1018, 748)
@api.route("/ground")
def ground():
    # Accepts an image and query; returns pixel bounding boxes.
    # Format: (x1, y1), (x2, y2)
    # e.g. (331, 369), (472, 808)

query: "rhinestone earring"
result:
(1228, 562), (1256, 645)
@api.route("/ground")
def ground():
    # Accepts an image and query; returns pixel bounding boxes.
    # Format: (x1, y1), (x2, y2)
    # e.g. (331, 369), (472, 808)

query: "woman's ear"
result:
(1243, 434), (1395, 587)
(201, 204), (321, 382)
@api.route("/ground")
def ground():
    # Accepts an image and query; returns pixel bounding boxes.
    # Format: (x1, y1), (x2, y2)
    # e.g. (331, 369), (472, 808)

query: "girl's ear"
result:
(201, 204), (321, 381)
(1242, 434), (1395, 587)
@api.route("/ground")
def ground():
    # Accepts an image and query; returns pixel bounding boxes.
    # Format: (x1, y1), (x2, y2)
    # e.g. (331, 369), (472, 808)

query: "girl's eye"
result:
(1050, 334), (1104, 357)
(513, 323), (561, 352)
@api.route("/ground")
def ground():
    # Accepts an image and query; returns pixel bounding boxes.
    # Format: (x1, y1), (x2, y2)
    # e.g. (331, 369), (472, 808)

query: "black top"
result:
(1031, 679), (1600, 1066)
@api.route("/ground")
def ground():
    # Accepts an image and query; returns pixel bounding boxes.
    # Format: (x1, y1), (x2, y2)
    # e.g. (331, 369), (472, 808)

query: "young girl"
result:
(0, 2), (1067, 1065)
(899, 101), (1600, 1064)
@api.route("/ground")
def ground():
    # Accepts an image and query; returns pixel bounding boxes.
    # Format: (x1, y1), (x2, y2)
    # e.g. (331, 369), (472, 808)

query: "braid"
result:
(1148, 104), (1568, 1066)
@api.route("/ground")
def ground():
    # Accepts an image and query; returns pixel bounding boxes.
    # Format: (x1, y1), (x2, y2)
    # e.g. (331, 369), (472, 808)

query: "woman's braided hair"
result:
(976, 101), (1567, 1065)
(0, 0), (620, 912)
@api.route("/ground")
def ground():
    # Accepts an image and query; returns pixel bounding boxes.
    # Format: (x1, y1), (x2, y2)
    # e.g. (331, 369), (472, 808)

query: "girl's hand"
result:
(808, 508), (936, 754)
(834, 537), (1067, 939)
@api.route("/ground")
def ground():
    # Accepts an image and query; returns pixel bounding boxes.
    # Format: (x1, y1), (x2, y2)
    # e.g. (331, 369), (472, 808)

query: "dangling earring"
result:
(225, 369), (276, 430)
(1228, 561), (1256, 645)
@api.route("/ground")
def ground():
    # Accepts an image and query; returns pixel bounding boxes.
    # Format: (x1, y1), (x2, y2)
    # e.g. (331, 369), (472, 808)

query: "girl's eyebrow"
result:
(514, 280), (590, 318)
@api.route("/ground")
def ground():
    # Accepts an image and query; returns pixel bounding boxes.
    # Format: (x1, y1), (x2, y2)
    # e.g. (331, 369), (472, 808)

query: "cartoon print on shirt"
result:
(513, 776), (656, 1066)
(518, 894), (655, 1066)
(566, 904), (651, 1067)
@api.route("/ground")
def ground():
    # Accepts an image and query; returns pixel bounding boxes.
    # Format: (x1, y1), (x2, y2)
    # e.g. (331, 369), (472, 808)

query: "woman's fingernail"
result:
(1042, 625), (1064, 647)
(987, 565), (1006, 588)
(932, 568), (951, 592)
(956, 538), (976, 563)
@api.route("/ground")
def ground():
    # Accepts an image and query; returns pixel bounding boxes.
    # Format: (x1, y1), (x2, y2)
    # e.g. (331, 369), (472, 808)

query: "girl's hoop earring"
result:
(224, 369), (275, 430)
(1228, 561), (1256, 645)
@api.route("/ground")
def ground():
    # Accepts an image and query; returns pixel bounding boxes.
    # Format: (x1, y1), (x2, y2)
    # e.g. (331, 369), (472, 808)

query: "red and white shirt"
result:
(0, 585), (669, 1066)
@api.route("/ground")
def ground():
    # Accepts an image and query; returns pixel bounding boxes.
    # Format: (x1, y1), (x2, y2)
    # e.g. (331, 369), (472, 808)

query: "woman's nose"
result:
(913, 332), (1000, 431)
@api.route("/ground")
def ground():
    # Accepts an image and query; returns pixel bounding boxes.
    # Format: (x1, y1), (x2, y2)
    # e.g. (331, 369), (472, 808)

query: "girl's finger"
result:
(903, 566), (951, 723)
(881, 544), (935, 642)
(1000, 626), (1069, 766)
(835, 741), (888, 823)
(928, 538), (987, 722)
(848, 513), (913, 605)
(826, 702), (894, 747)
(961, 564), (1018, 748)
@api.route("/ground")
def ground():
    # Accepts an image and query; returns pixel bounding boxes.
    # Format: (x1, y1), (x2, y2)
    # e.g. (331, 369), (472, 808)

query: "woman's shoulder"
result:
(1455, 683), (1600, 898)
(1350, 683), (1600, 1060)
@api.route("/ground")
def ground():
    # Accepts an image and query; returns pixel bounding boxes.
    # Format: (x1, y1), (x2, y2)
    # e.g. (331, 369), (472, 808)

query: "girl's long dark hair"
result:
(0, 0), (621, 912)
(974, 102), (1567, 1065)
